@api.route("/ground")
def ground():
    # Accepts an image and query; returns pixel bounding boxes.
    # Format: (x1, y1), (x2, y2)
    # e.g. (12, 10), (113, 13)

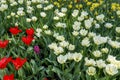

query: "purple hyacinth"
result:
(34, 45), (40, 54)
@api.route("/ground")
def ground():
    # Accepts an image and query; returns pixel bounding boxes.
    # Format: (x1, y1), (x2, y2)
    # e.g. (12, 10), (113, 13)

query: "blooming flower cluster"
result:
(1, 0), (120, 80)
(9, 26), (34, 45)
(0, 57), (26, 80)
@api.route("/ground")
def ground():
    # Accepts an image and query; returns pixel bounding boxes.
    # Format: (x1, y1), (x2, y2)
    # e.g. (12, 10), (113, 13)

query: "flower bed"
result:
(0, 0), (120, 80)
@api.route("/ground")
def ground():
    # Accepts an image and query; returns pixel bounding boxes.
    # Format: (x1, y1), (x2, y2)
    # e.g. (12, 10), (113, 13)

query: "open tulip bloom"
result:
(0, 40), (9, 48)
(22, 36), (34, 45)
(3, 74), (14, 80)
(26, 28), (34, 36)
(11, 57), (27, 70)
(0, 57), (12, 69)
(9, 26), (22, 35)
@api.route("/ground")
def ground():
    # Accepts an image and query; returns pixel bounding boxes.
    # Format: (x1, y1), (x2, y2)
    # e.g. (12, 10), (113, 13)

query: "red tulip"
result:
(22, 36), (34, 45)
(26, 28), (34, 36)
(43, 77), (48, 80)
(11, 57), (27, 70)
(0, 57), (12, 69)
(9, 26), (22, 35)
(0, 40), (9, 48)
(3, 74), (14, 80)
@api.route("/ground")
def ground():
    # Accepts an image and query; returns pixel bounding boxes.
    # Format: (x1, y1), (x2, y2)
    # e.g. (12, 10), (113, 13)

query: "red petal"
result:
(0, 57), (12, 69)
(3, 74), (14, 80)
(0, 40), (9, 48)
(26, 28), (34, 36)
(12, 57), (27, 70)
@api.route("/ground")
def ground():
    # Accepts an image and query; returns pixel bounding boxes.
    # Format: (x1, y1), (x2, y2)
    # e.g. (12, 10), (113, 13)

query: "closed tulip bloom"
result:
(34, 45), (40, 54)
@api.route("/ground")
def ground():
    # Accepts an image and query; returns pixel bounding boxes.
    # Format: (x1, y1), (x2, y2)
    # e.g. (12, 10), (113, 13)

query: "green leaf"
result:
(45, 58), (58, 66)
(18, 69), (25, 77)
(19, 46), (26, 50)
(52, 66), (62, 79)
(0, 70), (5, 80)
(99, 77), (108, 80)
